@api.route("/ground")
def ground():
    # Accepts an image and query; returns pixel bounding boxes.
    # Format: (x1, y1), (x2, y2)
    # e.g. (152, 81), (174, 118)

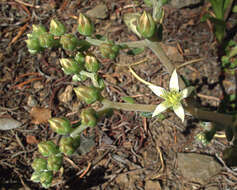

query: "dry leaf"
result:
(161, 43), (184, 62)
(30, 107), (52, 124)
(26, 135), (39, 144)
(0, 118), (22, 130)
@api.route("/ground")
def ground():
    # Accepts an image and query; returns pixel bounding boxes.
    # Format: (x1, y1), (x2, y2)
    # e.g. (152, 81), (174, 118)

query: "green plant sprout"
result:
(201, 0), (235, 43)
(25, 0), (237, 188)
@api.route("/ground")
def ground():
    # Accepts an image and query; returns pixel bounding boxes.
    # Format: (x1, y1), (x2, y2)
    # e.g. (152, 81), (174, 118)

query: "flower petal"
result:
(169, 69), (179, 91)
(180, 86), (195, 99)
(149, 85), (166, 98)
(173, 103), (185, 122)
(152, 101), (170, 117)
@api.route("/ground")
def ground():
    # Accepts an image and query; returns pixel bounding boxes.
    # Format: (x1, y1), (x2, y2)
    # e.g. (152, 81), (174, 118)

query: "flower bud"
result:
(40, 170), (53, 188)
(25, 38), (42, 54)
(99, 43), (120, 60)
(32, 24), (47, 38)
(72, 73), (88, 82)
(85, 54), (100, 72)
(77, 13), (94, 36)
(31, 171), (41, 183)
(74, 86), (101, 104)
(50, 19), (66, 36)
(137, 11), (156, 38)
(60, 33), (78, 51)
(75, 52), (85, 64)
(59, 137), (78, 156)
(32, 158), (47, 171)
(38, 141), (60, 157)
(47, 154), (63, 172)
(48, 117), (72, 135)
(80, 108), (97, 127)
(60, 58), (84, 75)
(38, 33), (55, 48)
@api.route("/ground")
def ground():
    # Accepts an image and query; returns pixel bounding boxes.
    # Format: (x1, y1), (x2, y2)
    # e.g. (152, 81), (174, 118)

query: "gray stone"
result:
(177, 153), (222, 184)
(86, 4), (108, 19)
(170, 0), (202, 9)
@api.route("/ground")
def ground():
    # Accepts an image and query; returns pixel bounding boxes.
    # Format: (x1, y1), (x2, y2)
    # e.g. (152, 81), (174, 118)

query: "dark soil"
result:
(0, 0), (237, 190)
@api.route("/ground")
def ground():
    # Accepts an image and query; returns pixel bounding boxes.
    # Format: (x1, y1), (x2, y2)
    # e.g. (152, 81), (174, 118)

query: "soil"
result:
(0, 0), (237, 190)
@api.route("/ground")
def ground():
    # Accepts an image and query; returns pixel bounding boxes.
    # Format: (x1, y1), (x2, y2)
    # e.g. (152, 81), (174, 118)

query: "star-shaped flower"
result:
(149, 69), (194, 122)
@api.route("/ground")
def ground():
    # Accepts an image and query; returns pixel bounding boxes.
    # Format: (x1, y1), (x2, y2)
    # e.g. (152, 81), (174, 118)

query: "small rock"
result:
(58, 85), (73, 103)
(27, 95), (38, 107)
(86, 4), (108, 19)
(170, 0), (201, 9)
(115, 174), (129, 185)
(145, 180), (161, 190)
(177, 153), (222, 184)
(33, 81), (44, 90)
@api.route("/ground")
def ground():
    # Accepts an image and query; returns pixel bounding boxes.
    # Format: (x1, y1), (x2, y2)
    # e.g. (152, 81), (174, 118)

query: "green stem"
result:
(85, 37), (147, 48)
(79, 70), (100, 88)
(70, 124), (89, 138)
(100, 98), (234, 129)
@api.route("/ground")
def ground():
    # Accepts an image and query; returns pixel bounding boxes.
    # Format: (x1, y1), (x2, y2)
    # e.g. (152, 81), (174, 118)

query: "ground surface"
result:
(0, 0), (237, 190)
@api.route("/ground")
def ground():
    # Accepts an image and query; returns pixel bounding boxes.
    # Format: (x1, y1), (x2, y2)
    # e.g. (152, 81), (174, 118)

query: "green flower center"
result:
(163, 90), (182, 106)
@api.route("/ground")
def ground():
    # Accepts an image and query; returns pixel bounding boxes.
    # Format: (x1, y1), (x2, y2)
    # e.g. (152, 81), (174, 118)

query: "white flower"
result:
(149, 69), (194, 122)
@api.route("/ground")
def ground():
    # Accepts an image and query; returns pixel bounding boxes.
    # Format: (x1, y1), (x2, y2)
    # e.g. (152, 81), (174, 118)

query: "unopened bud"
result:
(74, 86), (101, 104)
(32, 24), (47, 38)
(80, 108), (97, 127)
(25, 38), (42, 54)
(38, 33), (55, 48)
(50, 19), (66, 36)
(31, 171), (41, 183)
(47, 154), (63, 172)
(75, 52), (85, 64)
(85, 54), (100, 72)
(99, 43), (120, 59)
(60, 58), (84, 75)
(48, 117), (72, 135)
(32, 158), (47, 172)
(137, 11), (156, 38)
(77, 13), (94, 36)
(59, 137), (79, 156)
(60, 33), (78, 51)
(38, 141), (59, 157)
(40, 171), (53, 188)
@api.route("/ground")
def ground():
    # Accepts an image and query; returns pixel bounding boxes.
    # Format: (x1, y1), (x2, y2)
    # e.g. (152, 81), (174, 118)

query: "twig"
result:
(177, 58), (204, 69)
(79, 162), (92, 178)
(14, 0), (40, 8)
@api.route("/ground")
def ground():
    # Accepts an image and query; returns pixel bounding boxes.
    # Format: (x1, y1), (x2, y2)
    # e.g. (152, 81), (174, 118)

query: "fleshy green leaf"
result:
(121, 96), (135, 104)
(127, 47), (145, 55)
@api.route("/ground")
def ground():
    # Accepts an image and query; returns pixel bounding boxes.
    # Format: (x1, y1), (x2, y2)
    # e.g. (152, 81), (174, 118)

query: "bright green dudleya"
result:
(59, 136), (80, 156)
(74, 86), (102, 104)
(85, 54), (100, 72)
(38, 141), (60, 157)
(99, 43), (120, 59)
(60, 58), (84, 75)
(50, 19), (66, 36)
(80, 107), (97, 127)
(60, 33), (78, 51)
(48, 117), (72, 135)
(137, 11), (156, 38)
(77, 13), (94, 36)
